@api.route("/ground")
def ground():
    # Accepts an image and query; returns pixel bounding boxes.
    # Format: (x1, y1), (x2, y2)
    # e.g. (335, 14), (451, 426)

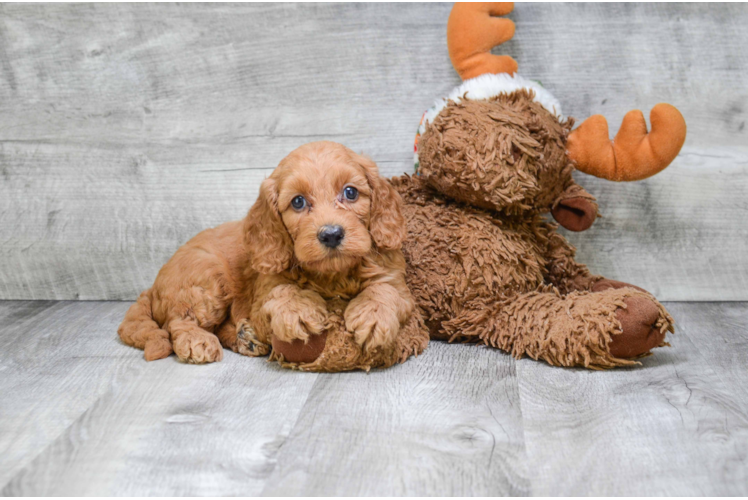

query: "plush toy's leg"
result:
(442, 286), (673, 368)
(544, 229), (603, 293)
(542, 225), (674, 360)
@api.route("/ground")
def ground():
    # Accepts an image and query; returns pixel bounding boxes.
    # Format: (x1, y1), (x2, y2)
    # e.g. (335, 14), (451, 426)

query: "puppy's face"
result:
(277, 145), (374, 273)
(245, 141), (405, 275)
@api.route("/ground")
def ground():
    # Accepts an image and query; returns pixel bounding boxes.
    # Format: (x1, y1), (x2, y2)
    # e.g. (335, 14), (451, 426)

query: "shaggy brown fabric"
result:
(418, 90), (574, 215)
(394, 89), (674, 369)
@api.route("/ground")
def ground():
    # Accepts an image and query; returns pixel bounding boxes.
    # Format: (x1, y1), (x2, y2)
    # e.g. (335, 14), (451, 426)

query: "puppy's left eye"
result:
(291, 195), (307, 211)
(343, 186), (358, 201)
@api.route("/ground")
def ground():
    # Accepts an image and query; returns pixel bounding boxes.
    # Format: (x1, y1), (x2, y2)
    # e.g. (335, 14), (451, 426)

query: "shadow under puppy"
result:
(118, 141), (428, 371)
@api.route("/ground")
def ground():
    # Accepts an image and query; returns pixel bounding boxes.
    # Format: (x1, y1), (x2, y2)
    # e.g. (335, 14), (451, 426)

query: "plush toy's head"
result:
(418, 87), (574, 217)
(415, 2), (687, 230)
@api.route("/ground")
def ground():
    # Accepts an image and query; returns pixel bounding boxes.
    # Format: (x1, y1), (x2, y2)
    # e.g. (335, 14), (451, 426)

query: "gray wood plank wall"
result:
(1, 3), (746, 301)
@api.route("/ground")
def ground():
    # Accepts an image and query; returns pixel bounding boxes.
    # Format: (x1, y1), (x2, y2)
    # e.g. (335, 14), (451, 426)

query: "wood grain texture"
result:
(0, 300), (320, 496)
(0, 3), (746, 300)
(515, 303), (748, 496)
(0, 301), (140, 487)
(1, 300), (747, 495)
(665, 302), (748, 406)
(262, 343), (528, 496)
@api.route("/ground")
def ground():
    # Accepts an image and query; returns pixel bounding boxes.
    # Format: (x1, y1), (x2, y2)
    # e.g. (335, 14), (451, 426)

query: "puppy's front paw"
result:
(235, 320), (270, 357)
(262, 289), (328, 343)
(345, 299), (400, 351)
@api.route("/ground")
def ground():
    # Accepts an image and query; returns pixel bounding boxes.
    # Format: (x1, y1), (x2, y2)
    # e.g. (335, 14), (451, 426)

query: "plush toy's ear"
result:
(551, 183), (599, 232)
(244, 177), (294, 274)
(350, 152), (406, 251)
(448, 2), (518, 80)
(567, 103), (687, 181)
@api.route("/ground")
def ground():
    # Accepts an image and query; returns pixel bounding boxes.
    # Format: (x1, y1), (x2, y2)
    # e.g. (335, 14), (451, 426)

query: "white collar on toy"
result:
(414, 73), (563, 171)
(424, 73), (562, 126)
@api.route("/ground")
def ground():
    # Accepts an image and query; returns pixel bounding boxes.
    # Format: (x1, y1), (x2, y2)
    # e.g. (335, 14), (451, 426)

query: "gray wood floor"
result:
(1, 300), (747, 496)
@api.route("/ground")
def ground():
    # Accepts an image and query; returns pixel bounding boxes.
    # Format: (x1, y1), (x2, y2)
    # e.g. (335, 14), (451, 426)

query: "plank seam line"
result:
(258, 370), (321, 495)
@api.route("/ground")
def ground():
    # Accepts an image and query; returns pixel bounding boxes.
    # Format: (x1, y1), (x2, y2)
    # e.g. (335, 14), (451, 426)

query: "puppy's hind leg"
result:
(169, 318), (224, 364)
(215, 317), (270, 357)
(215, 317), (238, 350)
(118, 289), (173, 361)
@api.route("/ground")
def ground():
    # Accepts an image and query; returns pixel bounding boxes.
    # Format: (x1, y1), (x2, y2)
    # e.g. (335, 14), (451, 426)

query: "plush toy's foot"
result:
(591, 278), (647, 294)
(267, 298), (429, 372)
(592, 279), (669, 359)
(610, 296), (667, 358)
(271, 332), (327, 364)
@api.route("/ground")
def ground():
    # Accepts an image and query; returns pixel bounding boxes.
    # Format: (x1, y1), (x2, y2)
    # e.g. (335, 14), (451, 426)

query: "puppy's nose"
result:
(317, 225), (345, 248)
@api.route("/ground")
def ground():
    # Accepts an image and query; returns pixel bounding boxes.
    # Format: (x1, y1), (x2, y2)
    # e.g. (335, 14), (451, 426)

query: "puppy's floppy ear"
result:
(244, 177), (294, 274)
(351, 152), (406, 250)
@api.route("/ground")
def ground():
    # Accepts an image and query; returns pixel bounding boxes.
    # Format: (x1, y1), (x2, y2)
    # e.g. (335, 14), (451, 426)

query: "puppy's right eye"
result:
(291, 195), (307, 211)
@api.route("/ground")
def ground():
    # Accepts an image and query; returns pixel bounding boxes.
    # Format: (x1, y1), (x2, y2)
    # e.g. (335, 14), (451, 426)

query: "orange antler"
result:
(566, 103), (687, 181)
(447, 2), (517, 81)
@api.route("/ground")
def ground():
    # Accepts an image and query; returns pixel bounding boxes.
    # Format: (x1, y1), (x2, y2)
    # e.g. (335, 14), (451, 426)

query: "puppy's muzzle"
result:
(318, 225), (345, 248)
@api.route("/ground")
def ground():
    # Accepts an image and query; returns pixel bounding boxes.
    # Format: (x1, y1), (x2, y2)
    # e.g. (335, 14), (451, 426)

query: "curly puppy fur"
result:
(119, 141), (427, 370)
(393, 90), (673, 369)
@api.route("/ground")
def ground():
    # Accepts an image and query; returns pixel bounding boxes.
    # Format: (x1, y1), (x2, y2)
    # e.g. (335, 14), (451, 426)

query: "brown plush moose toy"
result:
(389, 2), (687, 368)
(268, 2), (687, 370)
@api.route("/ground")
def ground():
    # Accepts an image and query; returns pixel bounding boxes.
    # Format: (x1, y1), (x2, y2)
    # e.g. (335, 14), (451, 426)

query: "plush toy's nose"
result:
(318, 225), (345, 248)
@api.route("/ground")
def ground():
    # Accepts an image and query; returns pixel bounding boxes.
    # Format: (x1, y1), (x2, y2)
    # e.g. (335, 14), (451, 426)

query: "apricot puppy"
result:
(118, 141), (417, 367)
